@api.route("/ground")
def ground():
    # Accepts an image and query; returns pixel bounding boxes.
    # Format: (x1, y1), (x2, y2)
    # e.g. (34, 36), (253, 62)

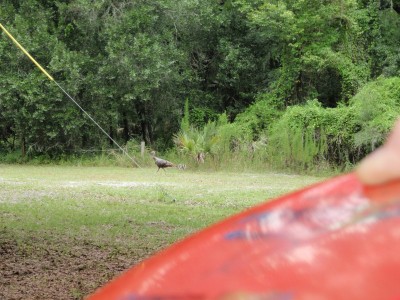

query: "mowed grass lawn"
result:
(0, 164), (324, 299)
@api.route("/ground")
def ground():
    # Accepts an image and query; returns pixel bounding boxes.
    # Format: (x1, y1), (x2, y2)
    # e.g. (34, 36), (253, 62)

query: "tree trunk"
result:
(21, 135), (26, 158)
(109, 125), (114, 147)
(135, 100), (152, 145)
(122, 113), (130, 142)
(141, 120), (151, 145)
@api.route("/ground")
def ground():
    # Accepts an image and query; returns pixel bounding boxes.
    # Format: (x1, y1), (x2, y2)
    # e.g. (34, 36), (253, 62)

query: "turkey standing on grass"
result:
(150, 151), (175, 172)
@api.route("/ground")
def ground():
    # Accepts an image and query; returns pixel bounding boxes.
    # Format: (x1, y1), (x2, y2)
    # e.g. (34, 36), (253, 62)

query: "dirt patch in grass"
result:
(0, 233), (159, 300)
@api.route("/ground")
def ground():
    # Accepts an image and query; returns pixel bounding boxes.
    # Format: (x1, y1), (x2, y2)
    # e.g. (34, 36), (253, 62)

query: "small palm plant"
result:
(173, 121), (219, 163)
(173, 99), (220, 163)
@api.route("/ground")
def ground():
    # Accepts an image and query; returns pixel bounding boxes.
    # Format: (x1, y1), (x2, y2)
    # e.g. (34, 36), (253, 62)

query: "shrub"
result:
(172, 77), (400, 172)
(267, 100), (329, 171)
(234, 93), (282, 139)
(266, 77), (400, 170)
(350, 76), (400, 151)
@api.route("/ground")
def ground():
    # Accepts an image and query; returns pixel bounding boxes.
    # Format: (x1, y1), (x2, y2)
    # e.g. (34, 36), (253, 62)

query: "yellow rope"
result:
(0, 23), (54, 81)
(0, 23), (142, 168)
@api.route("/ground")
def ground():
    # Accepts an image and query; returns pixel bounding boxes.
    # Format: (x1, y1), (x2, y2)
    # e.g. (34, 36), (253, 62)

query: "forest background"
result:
(1, 0), (400, 172)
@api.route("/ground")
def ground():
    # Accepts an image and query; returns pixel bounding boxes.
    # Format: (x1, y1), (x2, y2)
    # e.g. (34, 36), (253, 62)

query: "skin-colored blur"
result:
(356, 119), (400, 185)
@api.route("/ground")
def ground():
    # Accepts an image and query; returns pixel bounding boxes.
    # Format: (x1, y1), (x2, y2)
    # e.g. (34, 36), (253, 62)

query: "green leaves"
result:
(244, 0), (372, 105)
(0, 0), (399, 169)
(351, 77), (400, 149)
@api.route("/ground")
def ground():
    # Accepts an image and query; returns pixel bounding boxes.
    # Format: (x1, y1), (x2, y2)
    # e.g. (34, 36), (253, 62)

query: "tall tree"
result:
(242, 0), (371, 106)
(99, 0), (187, 146)
(0, 0), (64, 156)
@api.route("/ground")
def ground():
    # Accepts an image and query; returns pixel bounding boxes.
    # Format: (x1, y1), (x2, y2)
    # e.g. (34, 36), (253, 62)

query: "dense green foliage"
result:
(0, 0), (399, 170)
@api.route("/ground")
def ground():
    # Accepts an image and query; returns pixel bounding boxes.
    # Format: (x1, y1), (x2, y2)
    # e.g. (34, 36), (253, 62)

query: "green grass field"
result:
(0, 165), (324, 299)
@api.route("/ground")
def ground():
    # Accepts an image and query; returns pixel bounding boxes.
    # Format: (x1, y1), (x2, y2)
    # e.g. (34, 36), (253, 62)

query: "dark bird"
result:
(150, 151), (175, 172)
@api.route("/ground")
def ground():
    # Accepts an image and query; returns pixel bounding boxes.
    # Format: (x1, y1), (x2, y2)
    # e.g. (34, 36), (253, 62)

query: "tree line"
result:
(0, 0), (399, 169)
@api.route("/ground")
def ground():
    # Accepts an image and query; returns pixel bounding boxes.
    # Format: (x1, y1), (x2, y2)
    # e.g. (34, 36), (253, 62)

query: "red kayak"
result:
(87, 173), (400, 300)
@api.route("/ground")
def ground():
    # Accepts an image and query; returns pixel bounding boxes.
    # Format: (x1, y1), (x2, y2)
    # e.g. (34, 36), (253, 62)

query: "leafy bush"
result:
(351, 76), (400, 151)
(267, 100), (329, 171)
(234, 93), (283, 139)
(265, 77), (400, 170)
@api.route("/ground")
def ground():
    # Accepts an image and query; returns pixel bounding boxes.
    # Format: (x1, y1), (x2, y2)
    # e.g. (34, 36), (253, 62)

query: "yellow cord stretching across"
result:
(0, 22), (142, 168)
(0, 23), (54, 81)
